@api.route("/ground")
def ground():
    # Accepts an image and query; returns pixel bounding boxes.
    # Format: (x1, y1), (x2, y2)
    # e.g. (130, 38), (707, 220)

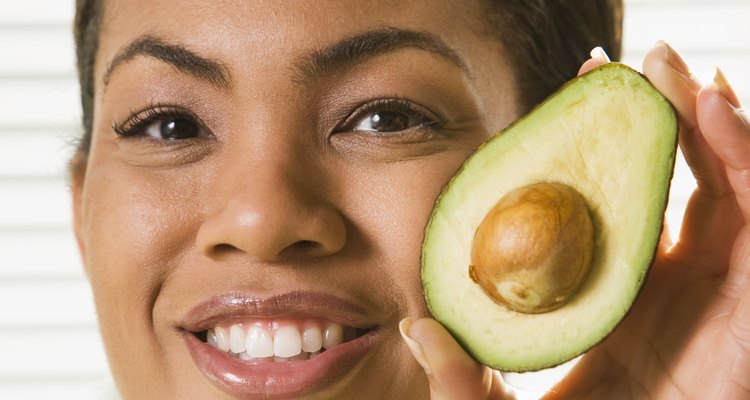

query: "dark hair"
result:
(488, 0), (622, 109)
(73, 0), (103, 162)
(72, 0), (622, 164)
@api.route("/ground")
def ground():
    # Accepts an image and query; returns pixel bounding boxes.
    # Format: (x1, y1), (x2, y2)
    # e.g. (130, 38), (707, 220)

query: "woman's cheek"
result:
(81, 166), (200, 365)
(355, 151), (473, 312)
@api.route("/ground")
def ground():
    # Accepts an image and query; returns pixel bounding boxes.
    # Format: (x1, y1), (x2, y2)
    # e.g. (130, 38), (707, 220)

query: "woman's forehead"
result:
(95, 0), (494, 80)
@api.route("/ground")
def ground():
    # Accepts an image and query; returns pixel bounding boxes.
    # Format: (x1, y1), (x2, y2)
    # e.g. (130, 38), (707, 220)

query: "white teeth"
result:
(323, 323), (343, 349)
(229, 324), (246, 354)
(274, 325), (302, 358)
(214, 326), (231, 352)
(246, 326), (274, 358)
(207, 330), (218, 348)
(206, 320), (354, 361)
(302, 325), (323, 353)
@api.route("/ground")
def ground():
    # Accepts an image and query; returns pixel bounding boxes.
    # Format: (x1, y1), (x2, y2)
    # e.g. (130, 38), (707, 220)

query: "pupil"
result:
(161, 118), (198, 140)
(371, 112), (409, 132)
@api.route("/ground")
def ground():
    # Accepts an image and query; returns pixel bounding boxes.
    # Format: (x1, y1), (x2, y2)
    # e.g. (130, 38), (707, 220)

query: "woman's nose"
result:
(196, 150), (347, 263)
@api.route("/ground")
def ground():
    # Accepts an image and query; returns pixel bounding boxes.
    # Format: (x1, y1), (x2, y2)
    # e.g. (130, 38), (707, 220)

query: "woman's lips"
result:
(179, 291), (381, 398)
(180, 291), (375, 332)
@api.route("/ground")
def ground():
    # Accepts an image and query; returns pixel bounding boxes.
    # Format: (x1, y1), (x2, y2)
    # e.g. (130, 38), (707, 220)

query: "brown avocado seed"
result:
(469, 182), (594, 313)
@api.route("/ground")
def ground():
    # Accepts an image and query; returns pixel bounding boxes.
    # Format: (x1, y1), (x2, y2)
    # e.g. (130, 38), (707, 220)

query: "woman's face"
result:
(73, 0), (520, 398)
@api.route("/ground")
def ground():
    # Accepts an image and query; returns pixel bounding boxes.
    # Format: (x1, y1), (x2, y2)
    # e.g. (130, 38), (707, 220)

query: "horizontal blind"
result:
(0, 0), (112, 399)
(0, 2), (747, 400)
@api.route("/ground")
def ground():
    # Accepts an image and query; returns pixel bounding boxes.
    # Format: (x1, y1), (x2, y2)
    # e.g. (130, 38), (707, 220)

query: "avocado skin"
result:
(420, 63), (678, 372)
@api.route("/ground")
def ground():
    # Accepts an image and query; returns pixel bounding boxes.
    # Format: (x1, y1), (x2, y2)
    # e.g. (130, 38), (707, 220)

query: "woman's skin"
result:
(73, 1), (518, 398)
(71, 0), (750, 399)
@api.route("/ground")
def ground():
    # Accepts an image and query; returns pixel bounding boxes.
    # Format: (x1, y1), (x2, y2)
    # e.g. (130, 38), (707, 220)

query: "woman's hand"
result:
(553, 41), (750, 399)
(401, 42), (750, 399)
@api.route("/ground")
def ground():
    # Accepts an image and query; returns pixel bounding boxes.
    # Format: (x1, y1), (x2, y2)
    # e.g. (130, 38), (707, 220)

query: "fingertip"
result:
(697, 71), (746, 129)
(399, 318), (432, 374)
(577, 58), (604, 76)
(642, 41), (701, 130)
(642, 41), (664, 77)
(697, 78), (729, 112)
(645, 41), (691, 78)
(405, 318), (495, 399)
(406, 317), (486, 375)
(711, 66), (742, 108)
(405, 317), (445, 342)
(405, 317), (459, 363)
(577, 46), (610, 76)
(642, 40), (672, 80)
(696, 77), (750, 171)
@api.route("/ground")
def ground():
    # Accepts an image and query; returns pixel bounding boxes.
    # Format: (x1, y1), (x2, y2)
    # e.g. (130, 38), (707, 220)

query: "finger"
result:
(697, 68), (750, 220)
(399, 318), (513, 400)
(697, 70), (750, 291)
(643, 41), (740, 271)
(577, 46), (610, 76)
(642, 41), (729, 194)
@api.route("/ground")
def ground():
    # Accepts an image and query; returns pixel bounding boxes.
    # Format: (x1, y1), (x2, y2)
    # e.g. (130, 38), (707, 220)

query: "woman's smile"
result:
(179, 291), (381, 398)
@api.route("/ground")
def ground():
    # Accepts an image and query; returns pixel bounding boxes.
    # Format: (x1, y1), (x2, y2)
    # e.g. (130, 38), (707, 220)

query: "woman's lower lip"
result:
(183, 328), (379, 399)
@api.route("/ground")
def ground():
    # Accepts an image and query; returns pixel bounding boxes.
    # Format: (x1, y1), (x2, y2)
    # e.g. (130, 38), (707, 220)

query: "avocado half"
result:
(421, 63), (678, 372)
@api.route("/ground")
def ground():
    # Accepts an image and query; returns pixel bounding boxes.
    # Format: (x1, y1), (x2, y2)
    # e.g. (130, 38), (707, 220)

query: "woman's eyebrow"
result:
(102, 36), (231, 90)
(101, 28), (469, 91)
(294, 27), (471, 82)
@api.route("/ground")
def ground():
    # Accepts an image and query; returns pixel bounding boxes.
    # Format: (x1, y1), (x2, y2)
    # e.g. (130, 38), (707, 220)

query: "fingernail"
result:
(399, 318), (431, 374)
(657, 40), (690, 76)
(712, 66), (742, 108)
(589, 46), (610, 62)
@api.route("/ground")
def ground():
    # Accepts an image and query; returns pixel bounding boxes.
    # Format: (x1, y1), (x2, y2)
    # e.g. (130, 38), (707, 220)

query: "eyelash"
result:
(111, 98), (443, 140)
(112, 104), (206, 139)
(335, 98), (445, 133)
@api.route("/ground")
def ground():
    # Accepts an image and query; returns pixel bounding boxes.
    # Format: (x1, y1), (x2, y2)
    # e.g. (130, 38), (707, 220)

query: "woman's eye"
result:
(345, 100), (440, 134)
(354, 111), (424, 132)
(114, 107), (211, 141)
(143, 117), (203, 140)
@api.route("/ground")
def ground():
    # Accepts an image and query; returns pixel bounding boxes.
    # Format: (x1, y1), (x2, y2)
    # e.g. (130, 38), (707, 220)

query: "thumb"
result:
(399, 318), (515, 400)
(577, 46), (610, 76)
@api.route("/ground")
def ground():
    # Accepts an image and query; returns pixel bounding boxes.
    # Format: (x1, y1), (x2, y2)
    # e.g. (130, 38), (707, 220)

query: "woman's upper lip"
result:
(179, 290), (378, 332)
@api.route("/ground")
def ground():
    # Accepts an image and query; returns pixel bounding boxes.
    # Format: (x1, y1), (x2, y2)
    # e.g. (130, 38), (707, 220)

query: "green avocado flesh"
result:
(421, 63), (678, 372)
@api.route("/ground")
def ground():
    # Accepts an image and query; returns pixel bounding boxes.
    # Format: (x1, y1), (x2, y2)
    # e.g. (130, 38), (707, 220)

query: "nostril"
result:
(213, 243), (239, 255)
(205, 243), (239, 260)
(207, 241), (324, 261)
(293, 240), (318, 250)
(278, 240), (330, 258)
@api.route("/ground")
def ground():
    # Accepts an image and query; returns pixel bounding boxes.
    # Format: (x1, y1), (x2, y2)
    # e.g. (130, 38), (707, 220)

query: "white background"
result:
(0, 1), (748, 399)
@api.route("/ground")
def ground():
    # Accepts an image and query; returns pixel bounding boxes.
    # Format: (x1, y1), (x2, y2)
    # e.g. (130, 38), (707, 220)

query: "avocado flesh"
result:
(421, 63), (678, 372)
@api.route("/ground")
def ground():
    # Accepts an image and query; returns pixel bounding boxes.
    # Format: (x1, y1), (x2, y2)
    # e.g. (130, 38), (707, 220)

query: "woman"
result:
(70, 0), (750, 398)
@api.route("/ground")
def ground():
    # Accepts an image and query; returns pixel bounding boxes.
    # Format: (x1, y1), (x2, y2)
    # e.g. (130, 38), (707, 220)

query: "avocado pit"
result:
(469, 182), (594, 313)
